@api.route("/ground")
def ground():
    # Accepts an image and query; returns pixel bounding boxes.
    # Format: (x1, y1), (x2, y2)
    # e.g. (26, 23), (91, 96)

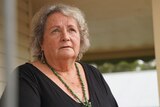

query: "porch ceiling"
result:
(31, 0), (154, 60)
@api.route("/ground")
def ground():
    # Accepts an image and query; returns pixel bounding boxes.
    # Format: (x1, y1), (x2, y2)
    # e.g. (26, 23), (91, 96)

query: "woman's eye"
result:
(69, 28), (76, 32)
(52, 29), (60, 33)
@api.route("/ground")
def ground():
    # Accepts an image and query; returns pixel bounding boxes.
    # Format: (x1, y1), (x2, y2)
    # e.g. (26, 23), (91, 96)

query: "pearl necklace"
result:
(45, 61), (92, 107)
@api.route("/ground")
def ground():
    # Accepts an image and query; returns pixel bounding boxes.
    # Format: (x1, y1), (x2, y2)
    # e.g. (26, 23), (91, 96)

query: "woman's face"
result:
(42, 12), (80, 61)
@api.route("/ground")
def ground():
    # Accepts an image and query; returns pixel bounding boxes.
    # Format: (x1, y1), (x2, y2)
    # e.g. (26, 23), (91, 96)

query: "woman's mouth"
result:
(60, 46), (72, 49)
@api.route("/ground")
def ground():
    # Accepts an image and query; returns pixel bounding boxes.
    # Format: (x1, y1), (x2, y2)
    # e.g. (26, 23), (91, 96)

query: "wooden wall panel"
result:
(0, 0), (5, 91)
(0, 0), (32, 97)
(0, 82), (5, 97)
(17, 0), (31, 65)
(0, 53), (5, 68)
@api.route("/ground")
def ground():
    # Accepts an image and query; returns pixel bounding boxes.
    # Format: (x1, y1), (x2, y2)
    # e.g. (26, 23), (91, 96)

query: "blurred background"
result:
(0, 0), (160, 106)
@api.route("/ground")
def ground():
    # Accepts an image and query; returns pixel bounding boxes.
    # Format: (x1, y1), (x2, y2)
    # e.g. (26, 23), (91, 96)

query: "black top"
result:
(0, 62), (118, 107)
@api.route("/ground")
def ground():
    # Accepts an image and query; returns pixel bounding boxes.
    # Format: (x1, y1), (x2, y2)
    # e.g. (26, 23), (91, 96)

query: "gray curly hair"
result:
(30, 4), (90, 61)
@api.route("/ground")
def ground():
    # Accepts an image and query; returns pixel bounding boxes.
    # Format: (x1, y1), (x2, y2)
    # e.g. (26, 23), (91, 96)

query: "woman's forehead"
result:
(45, 12), (78, 28)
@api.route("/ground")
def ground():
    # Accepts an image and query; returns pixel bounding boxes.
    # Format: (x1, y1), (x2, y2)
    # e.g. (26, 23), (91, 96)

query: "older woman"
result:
(0, 4), (118, 107)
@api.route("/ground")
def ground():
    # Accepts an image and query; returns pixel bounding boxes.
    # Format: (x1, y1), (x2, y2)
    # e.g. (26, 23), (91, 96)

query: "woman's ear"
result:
(40, 50), (45, 64)
(40, 41), (44, 50)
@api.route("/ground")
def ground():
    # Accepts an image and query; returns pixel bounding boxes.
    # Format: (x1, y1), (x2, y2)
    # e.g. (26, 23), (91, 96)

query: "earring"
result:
(40, 50), (46, 64)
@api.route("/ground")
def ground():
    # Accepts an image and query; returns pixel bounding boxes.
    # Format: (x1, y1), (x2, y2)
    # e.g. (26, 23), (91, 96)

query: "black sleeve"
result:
(0, 66), (41, 107)
(88, 64), (119, 107)
(18, 66), (41, 107)
(99, 72), (118, 106)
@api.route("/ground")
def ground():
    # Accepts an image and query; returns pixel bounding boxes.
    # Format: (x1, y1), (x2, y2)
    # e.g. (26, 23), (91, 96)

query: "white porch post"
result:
(4, 0), (18, 107)
(152, 0), (160, 104)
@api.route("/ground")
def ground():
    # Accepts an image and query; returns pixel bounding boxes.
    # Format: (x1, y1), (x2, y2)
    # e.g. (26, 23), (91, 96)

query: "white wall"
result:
(103, 70), (159, 107)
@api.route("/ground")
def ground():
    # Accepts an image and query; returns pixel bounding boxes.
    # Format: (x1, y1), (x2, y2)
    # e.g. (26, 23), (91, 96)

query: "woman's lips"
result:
(60, 46), (72, 49)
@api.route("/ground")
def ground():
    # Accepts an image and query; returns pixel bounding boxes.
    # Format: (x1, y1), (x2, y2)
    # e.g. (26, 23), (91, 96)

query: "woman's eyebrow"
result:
(48, 25), (60, 30)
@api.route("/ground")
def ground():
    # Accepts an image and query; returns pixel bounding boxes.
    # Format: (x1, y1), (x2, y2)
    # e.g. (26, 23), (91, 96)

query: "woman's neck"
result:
(45, 57), (76, 73)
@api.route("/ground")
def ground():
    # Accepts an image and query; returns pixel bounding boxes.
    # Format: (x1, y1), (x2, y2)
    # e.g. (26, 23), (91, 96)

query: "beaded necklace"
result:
(45, 61), (92, 107)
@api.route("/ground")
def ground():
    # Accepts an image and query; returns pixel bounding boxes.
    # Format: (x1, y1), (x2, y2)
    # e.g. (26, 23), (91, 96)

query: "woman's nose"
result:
(62, 30), (70, 41)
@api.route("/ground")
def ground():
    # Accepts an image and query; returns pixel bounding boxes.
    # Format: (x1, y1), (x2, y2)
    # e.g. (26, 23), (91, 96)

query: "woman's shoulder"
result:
(17, 63), (35, 72)
(17, 63), (32, 70)
(16, 63), (39, 79)
(78, 61), (102, 76)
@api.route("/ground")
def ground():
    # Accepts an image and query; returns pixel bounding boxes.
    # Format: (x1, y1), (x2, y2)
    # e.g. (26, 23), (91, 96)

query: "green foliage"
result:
(98, 63), (115, 73)
(92, 59), (156, 73)
(115, 61), (132, 72)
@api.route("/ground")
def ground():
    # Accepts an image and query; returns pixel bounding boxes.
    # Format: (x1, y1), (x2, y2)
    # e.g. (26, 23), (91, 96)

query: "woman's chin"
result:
(58, 52), (76, 59)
